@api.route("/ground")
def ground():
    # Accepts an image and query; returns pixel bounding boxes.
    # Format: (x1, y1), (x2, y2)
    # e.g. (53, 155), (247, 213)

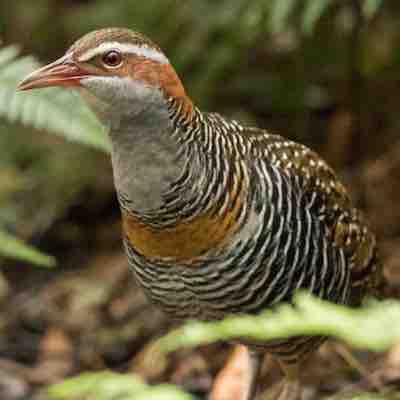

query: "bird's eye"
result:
(102, 50), (123, 67)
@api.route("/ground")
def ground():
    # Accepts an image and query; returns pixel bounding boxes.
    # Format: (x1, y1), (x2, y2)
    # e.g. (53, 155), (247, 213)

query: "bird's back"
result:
(238, 123), (384, 305)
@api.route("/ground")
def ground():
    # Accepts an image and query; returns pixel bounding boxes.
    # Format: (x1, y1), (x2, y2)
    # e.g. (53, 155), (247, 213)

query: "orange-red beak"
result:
(17, 53), (89, 91)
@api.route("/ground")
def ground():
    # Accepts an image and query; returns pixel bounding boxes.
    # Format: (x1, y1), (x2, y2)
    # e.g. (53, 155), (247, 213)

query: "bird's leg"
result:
(210, 345), (263, 400)
(246, 349), (263, 400)
(274, 361), (301, 400)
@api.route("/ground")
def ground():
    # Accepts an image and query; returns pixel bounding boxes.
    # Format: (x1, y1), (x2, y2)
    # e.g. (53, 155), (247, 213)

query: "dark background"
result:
(1, 1), (400, 399)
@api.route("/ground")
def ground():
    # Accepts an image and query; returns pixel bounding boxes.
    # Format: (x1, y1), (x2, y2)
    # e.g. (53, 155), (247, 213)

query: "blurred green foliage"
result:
(159, 293), (400, 353)
(0, 45), (108, 265)
(0, 46), (108, 151)
(45, 372), (392, 400)
(0, 229), (55, 267)
(45, 294), (400, 400)
(47, 372), (194, 400)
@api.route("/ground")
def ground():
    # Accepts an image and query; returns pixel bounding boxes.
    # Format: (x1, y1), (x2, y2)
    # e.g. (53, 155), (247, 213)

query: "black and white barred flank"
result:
(121, 96), (382, 360)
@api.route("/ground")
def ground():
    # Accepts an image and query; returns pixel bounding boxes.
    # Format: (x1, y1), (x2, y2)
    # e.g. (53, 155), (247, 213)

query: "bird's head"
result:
(18, 28), (193, 122)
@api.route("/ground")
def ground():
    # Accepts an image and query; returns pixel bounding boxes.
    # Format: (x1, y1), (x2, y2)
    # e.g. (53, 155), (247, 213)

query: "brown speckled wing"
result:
(241, 127), (384, 299)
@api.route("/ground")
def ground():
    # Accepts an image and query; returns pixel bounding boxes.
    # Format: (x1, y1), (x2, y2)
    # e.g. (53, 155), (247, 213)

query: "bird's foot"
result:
(262, 379), (302, 400)
(276, 379), (301, 400)
(210, 345), (262, 400)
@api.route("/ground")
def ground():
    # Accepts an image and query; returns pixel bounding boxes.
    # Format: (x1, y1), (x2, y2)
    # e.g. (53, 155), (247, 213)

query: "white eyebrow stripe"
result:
(77, 42), (169, 64)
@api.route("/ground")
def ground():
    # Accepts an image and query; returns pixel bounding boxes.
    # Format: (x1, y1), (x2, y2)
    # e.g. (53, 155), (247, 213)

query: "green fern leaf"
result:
(269, 0), (297, 34)
(45, 371), (394, 400)
(47, 372), (193, 400)
(363, 0), (383, 19)
(0, 46), (110, 152)
(159, 293), (400, 354)
(0, 229), (55, 267)
(302, 0), (333, 34)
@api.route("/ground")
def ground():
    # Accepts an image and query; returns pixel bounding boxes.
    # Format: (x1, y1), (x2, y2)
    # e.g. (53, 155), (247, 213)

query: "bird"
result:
(18, 28), (385, 399)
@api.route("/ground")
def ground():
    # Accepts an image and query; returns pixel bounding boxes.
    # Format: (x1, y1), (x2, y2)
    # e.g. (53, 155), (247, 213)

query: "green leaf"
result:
(159, 293), (400, 354)
(0, 229), (55, 267)
(269, 0), (297, 33)
(302, 0), (333, 35)
(45, 372), (396, 400)
(48, 372), (146, 399)
(0, 46), (110, 152)
(47, 372), (193, 400)
(349, 396), (390, 400)
(363, 0), (383, 19)
(134, 385), (195, 400)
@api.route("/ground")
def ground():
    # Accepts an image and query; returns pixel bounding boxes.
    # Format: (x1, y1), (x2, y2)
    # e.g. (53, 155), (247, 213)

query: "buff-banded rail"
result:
(18, 28), (385, 400)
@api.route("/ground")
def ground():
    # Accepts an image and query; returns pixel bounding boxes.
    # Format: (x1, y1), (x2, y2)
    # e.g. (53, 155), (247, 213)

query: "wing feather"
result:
(240, 127), (384, 299)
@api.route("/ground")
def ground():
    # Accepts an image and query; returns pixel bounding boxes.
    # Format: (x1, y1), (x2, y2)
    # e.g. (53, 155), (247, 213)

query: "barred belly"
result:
(123, 162), (351, 324)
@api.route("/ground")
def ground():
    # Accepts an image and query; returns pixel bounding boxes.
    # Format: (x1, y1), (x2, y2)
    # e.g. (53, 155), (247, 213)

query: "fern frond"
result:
(0, 45), (110, 266)
(363, 0), (383, 19)
(269, 0), (297, 33)
(159, 293), (400, 353)
(47, 372), (193, 400)
(0, 46), (110, 152)
(301, 0), (333, 34)
(0, 229), (55, 267)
